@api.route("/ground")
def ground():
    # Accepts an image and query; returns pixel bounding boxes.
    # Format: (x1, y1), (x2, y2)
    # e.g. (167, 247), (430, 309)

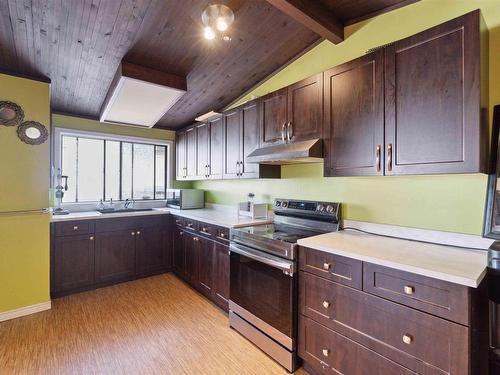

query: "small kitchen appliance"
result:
(166, 189), (204, 209)
(229, 198), (341, 372)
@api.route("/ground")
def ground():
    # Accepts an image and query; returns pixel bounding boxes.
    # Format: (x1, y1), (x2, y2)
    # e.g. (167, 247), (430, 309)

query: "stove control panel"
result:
(274, 199), (340, 219)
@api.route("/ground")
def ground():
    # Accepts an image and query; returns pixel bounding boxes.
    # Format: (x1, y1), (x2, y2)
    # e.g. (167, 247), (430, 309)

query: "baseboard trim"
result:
(0, 301), (51, 323)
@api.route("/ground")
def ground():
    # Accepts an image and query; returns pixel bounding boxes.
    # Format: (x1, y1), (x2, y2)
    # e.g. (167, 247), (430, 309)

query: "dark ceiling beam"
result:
(266, 0), (344, 44)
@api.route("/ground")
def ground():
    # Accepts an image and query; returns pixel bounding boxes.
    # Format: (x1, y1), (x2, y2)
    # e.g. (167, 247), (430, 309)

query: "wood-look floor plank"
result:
(0, 273), (308, 375)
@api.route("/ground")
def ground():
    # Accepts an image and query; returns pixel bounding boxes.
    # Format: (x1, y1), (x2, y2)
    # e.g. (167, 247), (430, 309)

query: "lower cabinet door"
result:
(185, 232), (199, 286)
(197, 236), (215, 298)
(53, 234), (95, 294)
(213, 241), (230, 311)
(95, 230), (136, 284)
(299, 316), (417, 375)
(173, 228), (186, 278)
(135, 227), (166, 276)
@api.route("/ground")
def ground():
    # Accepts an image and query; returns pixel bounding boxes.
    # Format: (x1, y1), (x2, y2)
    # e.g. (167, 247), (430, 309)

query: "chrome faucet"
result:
(124, 198), (134, 209)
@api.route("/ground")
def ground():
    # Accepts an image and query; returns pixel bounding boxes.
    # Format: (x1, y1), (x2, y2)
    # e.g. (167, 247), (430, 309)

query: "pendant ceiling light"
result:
(202, 4), (234, 42)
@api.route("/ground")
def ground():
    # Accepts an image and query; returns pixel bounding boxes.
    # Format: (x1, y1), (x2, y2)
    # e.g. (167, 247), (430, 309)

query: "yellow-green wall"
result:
(0, 73), (51, 313)
(194, 0), (500, 236)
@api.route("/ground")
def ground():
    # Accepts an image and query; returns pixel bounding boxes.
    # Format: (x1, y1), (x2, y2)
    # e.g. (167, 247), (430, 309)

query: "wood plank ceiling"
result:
(0, 0), (415, 130)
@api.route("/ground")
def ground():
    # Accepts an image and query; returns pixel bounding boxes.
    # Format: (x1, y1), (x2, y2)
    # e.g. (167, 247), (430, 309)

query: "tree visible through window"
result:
(61, 135), (168, 203)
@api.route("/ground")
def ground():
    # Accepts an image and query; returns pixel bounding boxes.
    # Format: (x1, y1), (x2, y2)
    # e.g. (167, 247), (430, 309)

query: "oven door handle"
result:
(230, 242), (295, 276)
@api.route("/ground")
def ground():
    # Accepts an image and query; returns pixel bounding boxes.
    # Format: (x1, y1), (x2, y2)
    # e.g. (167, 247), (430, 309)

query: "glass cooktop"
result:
(234, 223), (320, 244)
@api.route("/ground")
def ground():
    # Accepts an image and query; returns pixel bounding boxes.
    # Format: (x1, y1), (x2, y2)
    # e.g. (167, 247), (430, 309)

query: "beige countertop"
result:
(297, 229), (488, 288)
(50, 206), (271, 228)
(165, 207), (272, 228)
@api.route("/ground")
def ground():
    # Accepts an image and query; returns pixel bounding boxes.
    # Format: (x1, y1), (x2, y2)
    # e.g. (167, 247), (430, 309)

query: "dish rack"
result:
(237, 202), (268, 219)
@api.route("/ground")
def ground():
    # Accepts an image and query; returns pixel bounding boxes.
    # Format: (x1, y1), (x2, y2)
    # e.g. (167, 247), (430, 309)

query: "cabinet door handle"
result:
(281, 123), (287, 143)
(179, 231), (184, 236)
(376, 145), (381, 172)
(239, 161), (243, 176)
(322, 300), (330, 309)
(323, 262), (331, 270)
(89, 236), (94, 241)
(131, 232), (135, 236)
(403, 334), (413, 345)
(136, 231), (141, 235)
(73, 226), (79, 231)
(322, 349), (330, 357)
(404, 285), (414, 295)
(387, 143), (393, 172)
(286, 122), (293, 142)
(193, 237), (199, 242)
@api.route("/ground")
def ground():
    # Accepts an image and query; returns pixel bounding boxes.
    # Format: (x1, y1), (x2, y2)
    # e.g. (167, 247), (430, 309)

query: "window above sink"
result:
(53, 128), (173, 207)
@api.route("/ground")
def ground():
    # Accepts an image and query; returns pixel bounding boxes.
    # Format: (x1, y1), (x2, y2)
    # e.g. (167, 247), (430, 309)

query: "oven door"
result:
(229, 242), (296, 350)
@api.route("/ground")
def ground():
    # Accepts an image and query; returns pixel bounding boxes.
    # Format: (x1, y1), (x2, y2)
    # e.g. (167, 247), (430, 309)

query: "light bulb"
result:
(216, 17), (228, 31)
(204, 26), (215, 40)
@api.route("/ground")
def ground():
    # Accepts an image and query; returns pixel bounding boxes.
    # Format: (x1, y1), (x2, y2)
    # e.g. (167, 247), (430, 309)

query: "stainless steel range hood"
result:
(246, 139), (323, 165)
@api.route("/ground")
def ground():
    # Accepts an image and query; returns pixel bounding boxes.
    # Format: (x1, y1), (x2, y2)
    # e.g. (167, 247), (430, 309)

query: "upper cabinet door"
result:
(196, 122), (209, 180)
(223, 109), (241, 179)
(208, 116), (224, 179)
(260, 88), (288, 147)
(323, 50), (385, 177)
(384, 11), (487, 175)
(185, 126), (197, 179)
(176, 131), (187, 180)
(287, 73), (323, 142)
(240, 100), (260, 179)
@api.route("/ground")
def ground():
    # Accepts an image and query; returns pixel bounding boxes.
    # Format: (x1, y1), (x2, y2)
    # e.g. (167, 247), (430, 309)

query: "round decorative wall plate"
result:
(17, 121), (48, 145)
(0, 101), (25, 127)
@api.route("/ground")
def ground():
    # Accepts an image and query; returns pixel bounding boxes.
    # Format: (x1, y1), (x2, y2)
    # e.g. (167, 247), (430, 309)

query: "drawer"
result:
(363, 263), (470, 325)
(172, 216), (185, 227)
(55, 220), (94, 237)
(214, 226), (229, 242)
(299, 246), (362, 289)
(198, 222), (215, 238)
(299, 316), (416, 375)
(184, 218), (199, 231)
(299, 271), (469, 374)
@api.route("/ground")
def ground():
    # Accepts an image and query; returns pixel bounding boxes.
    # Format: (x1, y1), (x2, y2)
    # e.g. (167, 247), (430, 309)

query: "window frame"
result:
(53, 127), (173, 206)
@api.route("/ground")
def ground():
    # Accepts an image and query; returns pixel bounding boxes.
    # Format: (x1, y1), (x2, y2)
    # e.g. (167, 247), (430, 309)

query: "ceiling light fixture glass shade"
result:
(202, 4), (234, 41)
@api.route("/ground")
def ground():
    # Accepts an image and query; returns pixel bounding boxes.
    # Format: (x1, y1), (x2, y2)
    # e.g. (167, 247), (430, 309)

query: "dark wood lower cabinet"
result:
(213, 241), (230, 311)
(51, 216), (172, 297)
(95, 230), (137, 284)
(298, 246), (488, 375)
(172, 216), (230, 313)
(52, 234), (95, 294)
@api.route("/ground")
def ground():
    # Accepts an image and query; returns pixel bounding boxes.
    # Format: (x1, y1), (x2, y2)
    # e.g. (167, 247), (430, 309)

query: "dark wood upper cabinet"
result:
(195, 122), (210, 180)
(208, 116), (224, 179)
(287, 73), (323, 142)
(384, 10), (488, 175)
(53, 234), (95, 293)
(175, 130), (187, 180)
(260, 88), (288, 147)
(223, 109), (241, 179)
(185, 126), (197, 179)
(240, 101), (261, 178)
(95, 230), (136, 284)
(323, 50), (385, 177)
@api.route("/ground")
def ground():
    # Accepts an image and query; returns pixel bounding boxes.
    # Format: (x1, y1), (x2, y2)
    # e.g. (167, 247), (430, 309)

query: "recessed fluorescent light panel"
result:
(100, 62), (187, 128)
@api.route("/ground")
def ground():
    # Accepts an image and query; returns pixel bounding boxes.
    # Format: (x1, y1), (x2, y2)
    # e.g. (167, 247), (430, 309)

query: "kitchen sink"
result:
(97, 208), (154, 214)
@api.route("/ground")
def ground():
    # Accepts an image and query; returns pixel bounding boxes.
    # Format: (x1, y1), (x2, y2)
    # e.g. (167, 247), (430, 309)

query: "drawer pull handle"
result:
(193, 237), (199, 242)
(187, 223), (193, 227)
(137, 231), (141, 235)
(403, 334), (413, 345)
(322, 349), (330, 357)
(220, 233), (225, 238)
(131, 232), (135, 236)
(89, 236), (94, 241)
(179, 232), (184, 236)
(202, 227), (207, 232)
(323, 262), (331, 270)
(322, 300), (330, 309)
(73, 226), (79, 230)
(404, 286), (414, 295)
